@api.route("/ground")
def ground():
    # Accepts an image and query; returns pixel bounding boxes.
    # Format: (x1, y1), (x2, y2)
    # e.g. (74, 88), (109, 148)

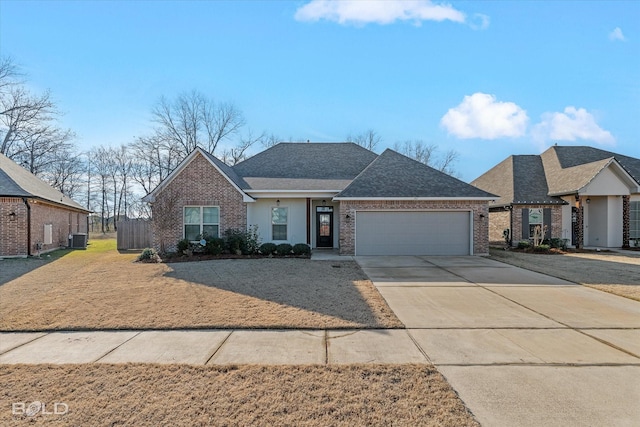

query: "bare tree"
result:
(393, 140), (459, 176)
(149, 90), (244, 158)
(43, 149), (85, 198)
(90, 146), (114, 233)
(219, 129), (265, 165)
(346, 129), (381, 152)
(0, 56), (78, 183)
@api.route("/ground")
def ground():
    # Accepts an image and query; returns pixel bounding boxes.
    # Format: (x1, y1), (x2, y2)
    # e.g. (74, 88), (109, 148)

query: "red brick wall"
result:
(1, 197), (29, 257)
(1, 197), (87, 257)
(338, 200), (490, 255)
(151, 153), (247, 253)
(489, 210), (510, 244)
(510, 205), (563, 245)
(30, 201), (88, 254)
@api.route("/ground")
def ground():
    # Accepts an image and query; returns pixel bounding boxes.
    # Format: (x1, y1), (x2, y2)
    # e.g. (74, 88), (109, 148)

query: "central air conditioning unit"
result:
(69, 233), (88, 249)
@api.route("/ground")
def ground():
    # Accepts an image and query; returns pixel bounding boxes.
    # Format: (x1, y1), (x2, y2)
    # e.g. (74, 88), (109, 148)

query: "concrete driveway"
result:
(356, 255), (640, 427)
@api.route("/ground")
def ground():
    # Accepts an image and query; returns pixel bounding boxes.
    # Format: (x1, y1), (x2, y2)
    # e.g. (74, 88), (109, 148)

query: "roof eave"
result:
(332, 196), (496, 201)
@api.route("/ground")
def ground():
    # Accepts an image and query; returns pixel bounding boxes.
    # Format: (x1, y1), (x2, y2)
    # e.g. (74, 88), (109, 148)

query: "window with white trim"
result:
(631, 201), (640, 243)
(184, 206), (219, 241)
(271, 207), (288, 241)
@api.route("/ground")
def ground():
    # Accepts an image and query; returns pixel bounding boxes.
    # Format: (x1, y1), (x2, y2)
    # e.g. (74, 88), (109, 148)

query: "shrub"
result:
(292, 243), (311, 256)
(549, 238), (566, 250)
(223, 227), (261, 255)
(517, 240), (530, 249)
(137, 247), (160, 262)
(177, 238), (190, 254)
(259, 242), (277, 255)
(533, 244), (551, 253)
(204, 237), (225, 255)
(224, 228), (248, 255)
(276, 243), (293, 256)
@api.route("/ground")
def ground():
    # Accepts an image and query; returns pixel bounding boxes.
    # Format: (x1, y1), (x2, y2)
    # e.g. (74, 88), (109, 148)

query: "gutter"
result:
(22, 197), (31, 256)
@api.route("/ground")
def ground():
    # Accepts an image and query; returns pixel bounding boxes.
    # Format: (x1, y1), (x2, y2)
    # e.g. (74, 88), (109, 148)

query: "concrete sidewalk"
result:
(0, 329), (428, 365)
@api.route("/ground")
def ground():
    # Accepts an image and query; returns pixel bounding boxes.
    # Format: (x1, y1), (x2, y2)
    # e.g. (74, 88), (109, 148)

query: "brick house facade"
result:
(1, 153), (90, 258)
(145, 145), (494, 256)
(150, 152), (247, 253)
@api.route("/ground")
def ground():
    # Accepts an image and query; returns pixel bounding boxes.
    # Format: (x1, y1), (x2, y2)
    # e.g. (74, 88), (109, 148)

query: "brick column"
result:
(576, 198), (584, 249)
(622, 195), (630, 248)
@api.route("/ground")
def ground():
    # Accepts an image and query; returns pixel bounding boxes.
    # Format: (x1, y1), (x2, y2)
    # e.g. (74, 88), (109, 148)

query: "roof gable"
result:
(232, 143), (378, 180)
(551, 145), (640, 187)
(143, 147), (253, 203)
(0, 152), (89, 212)
(336, 149), (495, 199)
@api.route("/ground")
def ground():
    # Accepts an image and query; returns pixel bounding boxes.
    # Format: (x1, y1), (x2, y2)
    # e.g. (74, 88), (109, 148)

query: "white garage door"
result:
(355, 211), (471, 256)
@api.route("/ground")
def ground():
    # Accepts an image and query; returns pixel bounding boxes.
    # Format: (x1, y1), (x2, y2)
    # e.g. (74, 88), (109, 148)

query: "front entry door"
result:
(316, 209), (333, 248)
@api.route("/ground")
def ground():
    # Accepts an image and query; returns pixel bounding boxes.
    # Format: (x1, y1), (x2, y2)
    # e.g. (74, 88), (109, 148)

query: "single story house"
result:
(471, 145), (640, 248)
(143, 143), (495, 256)
(0, 153), (90, 257)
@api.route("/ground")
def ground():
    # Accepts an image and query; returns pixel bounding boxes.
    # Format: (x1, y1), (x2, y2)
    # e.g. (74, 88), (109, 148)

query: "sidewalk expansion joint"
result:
(204, 331), (233, 365)
(93, 331), (142, 363)
(0, 332), (49, 356)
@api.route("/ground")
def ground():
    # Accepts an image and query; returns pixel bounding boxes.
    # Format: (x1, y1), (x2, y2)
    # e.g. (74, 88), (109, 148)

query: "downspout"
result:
(22, 197), (32, 256)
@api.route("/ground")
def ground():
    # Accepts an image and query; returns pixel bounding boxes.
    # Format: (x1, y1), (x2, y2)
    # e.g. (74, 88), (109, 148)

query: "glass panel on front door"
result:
(316, 209), (333, 248)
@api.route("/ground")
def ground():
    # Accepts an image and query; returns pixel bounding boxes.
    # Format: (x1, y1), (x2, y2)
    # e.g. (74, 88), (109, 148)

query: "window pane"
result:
(203, 207), (219, 224)
(272, 207), (287, 224)
(203, 225), (219, 238)
(184, 207), (200, 224)
(528, 208), (543, 225)
(185, 225), (200, 241)
(273, 224), (287, 240)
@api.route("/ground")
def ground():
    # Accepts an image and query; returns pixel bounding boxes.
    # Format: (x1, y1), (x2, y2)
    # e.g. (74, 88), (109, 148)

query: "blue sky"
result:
(1, 0), (638, 181)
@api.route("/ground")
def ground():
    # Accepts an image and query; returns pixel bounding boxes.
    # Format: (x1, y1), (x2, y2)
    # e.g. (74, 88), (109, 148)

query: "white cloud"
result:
(294, 0), (466, 26)
(469, 13), (490, 30)
(532, 107), (615, 145)
(608, 27), (626, 42)
(440, 93), (529, 139)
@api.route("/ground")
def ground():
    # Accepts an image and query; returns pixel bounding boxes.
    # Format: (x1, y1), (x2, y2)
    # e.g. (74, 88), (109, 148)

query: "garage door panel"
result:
(356, 211), (470, 256)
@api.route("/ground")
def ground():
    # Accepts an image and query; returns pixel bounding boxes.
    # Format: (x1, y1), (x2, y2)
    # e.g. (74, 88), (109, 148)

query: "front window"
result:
(631, 201), (640, 244)
(272, 207), (288, 241)
(528, 208), (543, 239)
(184, 206), (219, 241)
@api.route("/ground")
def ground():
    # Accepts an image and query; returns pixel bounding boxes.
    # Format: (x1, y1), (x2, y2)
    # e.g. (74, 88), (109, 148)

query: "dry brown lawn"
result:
(0, 364), (478, 426)
(490, 248), (640, 301)
(0, 239), (402, 331)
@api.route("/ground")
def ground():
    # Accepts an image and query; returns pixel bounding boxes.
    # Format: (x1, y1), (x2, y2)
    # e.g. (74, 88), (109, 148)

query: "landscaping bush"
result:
(204, 237), (225, 255)
(259, 242), (277, 256)
(517, 240), (530, 249)
(224, 226), (261, 255)
(276, 243), (293, 256)
(533, 244), (551, 253)
(292, 243), (311, 256)
(137, 247), (160, 263)
(548, 238), (566, 250)
(177, 238), (190, 254)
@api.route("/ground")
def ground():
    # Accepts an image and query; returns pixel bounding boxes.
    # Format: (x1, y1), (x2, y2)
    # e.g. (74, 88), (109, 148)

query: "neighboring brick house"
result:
(472, 146), (640, 248)
(144, 143), (495, 256)
(0, 153), (90, 258)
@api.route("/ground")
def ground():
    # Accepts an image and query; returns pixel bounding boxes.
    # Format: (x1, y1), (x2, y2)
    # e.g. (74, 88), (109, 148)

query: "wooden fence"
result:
(116, 220), (152, 250)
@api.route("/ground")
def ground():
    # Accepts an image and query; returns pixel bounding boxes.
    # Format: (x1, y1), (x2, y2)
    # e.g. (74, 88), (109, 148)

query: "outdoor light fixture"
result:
(479, 214), (486, 219)
(276, 199), (280, 206)
(586, 198), (591, 204)
(8, 212), (17, 221)
(322, 199), (326, 206)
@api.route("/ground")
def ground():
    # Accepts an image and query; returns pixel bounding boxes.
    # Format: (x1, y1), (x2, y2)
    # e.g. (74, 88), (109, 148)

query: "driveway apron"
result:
(355, 255), (640, 427)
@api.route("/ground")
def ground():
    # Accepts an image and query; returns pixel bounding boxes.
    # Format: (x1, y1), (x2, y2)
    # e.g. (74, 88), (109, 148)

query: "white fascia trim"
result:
(332, 196), (495, 201)
(246, 190), (340, 199)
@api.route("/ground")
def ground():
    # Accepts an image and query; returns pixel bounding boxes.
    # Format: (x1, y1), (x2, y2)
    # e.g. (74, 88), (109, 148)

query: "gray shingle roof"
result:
(243, 178), (352, 191)
(552, 145), (640, 185)
(472, 145), (640, 205)
(0, 152), (89, 211)
(233, 143), (378, 180)
(200, 150), (250, 190)
(337, 149), (496, 198)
